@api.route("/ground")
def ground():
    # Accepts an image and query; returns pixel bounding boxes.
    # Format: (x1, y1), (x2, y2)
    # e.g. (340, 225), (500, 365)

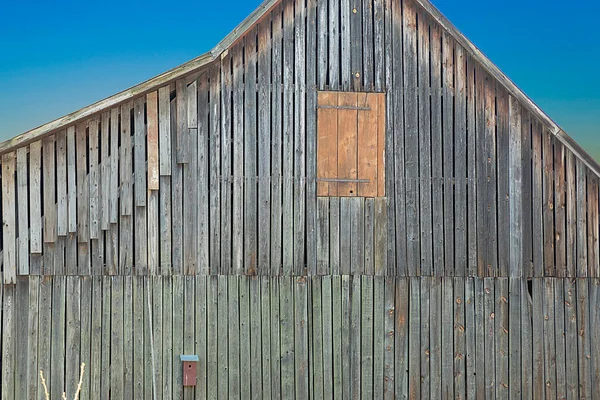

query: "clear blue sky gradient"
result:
(1, 0), (598, 160)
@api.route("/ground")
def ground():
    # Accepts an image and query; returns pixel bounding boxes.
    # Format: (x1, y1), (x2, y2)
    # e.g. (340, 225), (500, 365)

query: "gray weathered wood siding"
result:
(1, 0), (600, 398)
(0, 0), (598, 280)
(2, 275), (600, 399)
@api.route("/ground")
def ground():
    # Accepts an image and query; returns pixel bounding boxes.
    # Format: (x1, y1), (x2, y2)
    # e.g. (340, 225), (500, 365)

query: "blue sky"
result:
(1, 0), (598, 160)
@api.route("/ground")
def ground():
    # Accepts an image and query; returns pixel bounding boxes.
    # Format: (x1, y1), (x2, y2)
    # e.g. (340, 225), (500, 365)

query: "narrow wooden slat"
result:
(239, 277), (251, 399)
(197, 76), (209, 275)
(374, 276), (385, 398)
(384, 276), (396, 398)
(100, 112), (110, 231)
(542, 128), (555, 276)
(454, 278), (466, 399)
(442, 33), (455, 276)
(228, 275), (241, 397)
(316, 197), (330, 275)
(122, 277), (133, 399)
(88, 119), (100, 240)
(430, 277), (442, 397)
(531, 279), (545, 396)
(110, 277), (124, 399)
(509, 277), (522, 398)
(357, 93), (379, 197)
(341, 275), (351, 399)
(587, 176), (599, 277)
(384, 0), (396, 276)
(151, 277), (162, 400)
(16, 148), (29, 275)
(497, 89), (510, 278)
(532, 121), (544, 277)
(577, 278), (592, 398)
(250, 278), (263, 398)
(555, 141), (567, 276)
(317, 91), (339, 196)
(260, 277), (272, 400)
(90, 276), (103, 398)
(483, 277), (495, 398)
(373, 0), (384, 91)
(37, 277), (52, 398)
(120, 102), (133, 217)
(350, 198), (365, 275)
(441, 277), (454, 397)
(576, 160), (588, 277)
(466, 57), (477, 277)
(321, 276), (334, 398)
(183, 277), (195, 400)
(3, 152), (16, 283)
(395, 278), (409, 398)
(176, 79), (189, 164)
(337, 92), (358, 196)
(159, 86), (172, 176)
(306, 0), (318, 276)
(147, 91), (160, 190)
(232, 44), (245, 276)
(209, 65), (222, 275)
(54, 130), (67, 237)
(29, 140), (42, 255)
(294, 276), (309, 398)
(279, 276), (294, 397)
(159, 130), (172, 273)
(454, 44), (468, 277)
(509, 96), (523, 279)
(554, 277), (567, 399)
(172, 276), (184, 399)
(148, 190), (159, 275)
(563, 279), (579, 399)
(521, 112), (533, 278)
(418, 13), (433, 276)
(171, 92), (183, 275)
(464, 278), (477, 399)
(521, 278), (534, 399)
(194, 276), (207, 400)
(270, 277), (281, 399)
(14, 278), (28, 399)
(65, 277), (81, 397)
(109, 108), (119, 224)
(50, 276), (66, 397)
(430, 22), (443, 277)
(365, 198), (375, 275)
(161, 277), (173, 399)
(361, 276), (374, 398)
(2, 283), (15, 399)
(566, 151), (577, 277)
(589, 279), (600, 396)
(408, 277), (421, 398)
(543, 278), (557, 397)
(206, 277), (219, 399)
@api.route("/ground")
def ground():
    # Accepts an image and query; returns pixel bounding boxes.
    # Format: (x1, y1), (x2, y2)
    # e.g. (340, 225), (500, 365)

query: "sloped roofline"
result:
(1, 0), (599, 177)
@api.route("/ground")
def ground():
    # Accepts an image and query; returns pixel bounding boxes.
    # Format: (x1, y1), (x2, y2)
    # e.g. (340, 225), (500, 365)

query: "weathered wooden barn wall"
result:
(1, 0), (600, 397)
(3, 275), (600, 399)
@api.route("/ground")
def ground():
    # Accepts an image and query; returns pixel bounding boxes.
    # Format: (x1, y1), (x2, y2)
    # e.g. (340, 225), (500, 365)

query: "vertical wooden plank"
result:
(122, 276), (133, 399)
(350, 198), (365, 275)
(280, 276), (295, 398)
(430, 22), (444, 277)
(357, 93), (379, 197)
(362, 276), (374, 399)
(555, 142), (567, 276)
(228, 276), (241, 398)
(172, 276), (184, 400)
(495, 278), (510, 398)
(577, 278), (592, 398)
(133, 96), (147, 209)
(109, 108), (119, 224)
(2, 283), (15, 400)
(220, 54), (232, 275)
(316, 197), (330, 275)
(395, 278), (409, 398)
(341, 275), (352, 399)
(418, 13), (433, 276)
(151, 277), (163, 400)
(171, 94), (183, 275)
(65, 277), (81, 397)
(531, 279), (545, 397)
(466, 57), (477, 277)
(321, 276), (334, 399)
(408, 277), (421, 399)
(100, 112), (110, 231)
(383, 0), (395, 276)
(521, 112), (533, 278)
(373, 0), (385, 91)
(497, 89), (510, 278)
(270, 277), (281, 399)
(577, 160), (588, 277)
(521, 278), (534, 399)
(26, 277), (39, 400)
(441, 277), (454, 398)
(442, 33), (455, 276)
(532, 121), (544, 277)
(232, 44), (244, 276)
(464, 278), (477, 399)
(43, 134), (57, 245)
(331, 276), (344, 399)
(50, 276), (66, 397)
(260, 277), (272, 400)
(509, 277), (522, 398)
(195, 276), (207, 400)
(244, 29), (259, 276)
(587, 176), (599, 277)
(2, 152), (16, 283)
(338, 92), (358, 196)
(430, 277), (442, 398)
(37, 277), (52, 398)
(176, 79), (189, 164)
(377, 94), (386, 197)
(88, 119), (100, 240)
(270, 7), (283, 276)
(111, 277), (124, 399)
(90, 277), (103, 398)
(403, 1), (420, 277)
(293, 0), (307, 276)
(120, 102), (133, 217)
(374, 276), (386, 398)
(483, 277), (495, 398)
(148, 190), (159, 275)
(362, 0), (374, 89)
(13, 278), (28, 400)
(209, 66), (222, 276)
(542, 128), (555, 276)
(566, 152), (577, 277)
(349, 0), (363, 89)
(147, 90), (160, 190)
(183, 277), (195, 400)
(484, 78), (498, 277)
(159, 86), (172, 176)
(365, 198), (375, 275)
(509, 96), (523, 278)
(239, 277), (251, 399)
(132, 277), (144, 399)
(54, 130), (67, 237)
(554, 277), (567, 399)
(384, 276), (396, 399)
(330, 197), (341, 275)
(294, 277), (309, 398)
(197, 76), (210, 275)
(162, 277), (173, 400)
(316, 0), (327, 88)
(317, 92), (339, 196)
(374, 198), (388, 276)
(563, 279), (579, 399)
(454, 278), (466, 399)
(543, 278), (557, 397)
(66, 126), (78, 232)
(206, 277), (219, 400)
(589, 279), (600, 397)
(306, 0), (318, 276)
(454, 44), (468, 277)
(29, 140), (42, 256)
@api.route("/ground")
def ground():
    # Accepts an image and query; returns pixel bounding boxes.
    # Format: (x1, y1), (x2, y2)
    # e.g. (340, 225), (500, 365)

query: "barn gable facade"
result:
(1, 0), (600, 398)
